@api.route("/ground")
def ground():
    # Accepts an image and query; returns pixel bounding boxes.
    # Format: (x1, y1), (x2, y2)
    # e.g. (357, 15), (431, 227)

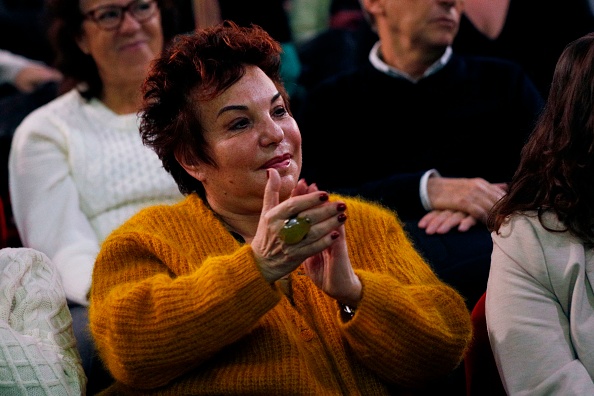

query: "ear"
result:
(75, 32), (91, 55)
(362, 0), (383, 16)
(176, 153), (207, 182)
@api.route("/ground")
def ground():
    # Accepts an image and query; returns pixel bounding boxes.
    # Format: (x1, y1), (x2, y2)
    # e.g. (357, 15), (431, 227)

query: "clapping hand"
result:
(251, 169), (361, 306)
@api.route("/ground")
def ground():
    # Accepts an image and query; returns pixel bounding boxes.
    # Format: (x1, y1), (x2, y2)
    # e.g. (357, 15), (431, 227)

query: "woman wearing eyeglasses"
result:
(8, 0), (185, 393)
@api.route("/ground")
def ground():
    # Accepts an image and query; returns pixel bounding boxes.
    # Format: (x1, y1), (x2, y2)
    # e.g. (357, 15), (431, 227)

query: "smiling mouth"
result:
(261, 154), (292, 169)
(119, 40), (146, 51)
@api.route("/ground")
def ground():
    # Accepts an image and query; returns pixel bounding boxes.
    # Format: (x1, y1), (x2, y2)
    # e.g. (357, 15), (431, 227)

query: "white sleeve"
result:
(419, 168), (440, 211)
(486, 218), (594, 395)
(9, 109), (99, 306)
(0, 49), (38, 84)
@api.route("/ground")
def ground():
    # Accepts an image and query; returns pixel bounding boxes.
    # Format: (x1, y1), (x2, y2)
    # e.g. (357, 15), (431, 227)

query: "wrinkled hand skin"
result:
(421, 177), (507, 234)
(252, 170), (362, 307)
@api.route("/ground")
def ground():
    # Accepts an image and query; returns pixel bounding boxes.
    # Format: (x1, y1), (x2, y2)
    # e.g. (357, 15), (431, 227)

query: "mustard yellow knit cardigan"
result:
(89, 194), (472, 395)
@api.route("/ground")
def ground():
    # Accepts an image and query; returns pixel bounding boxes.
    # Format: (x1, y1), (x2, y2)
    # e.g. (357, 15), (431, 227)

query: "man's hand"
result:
(419, 177), (507, 234)
(418, 209), (477, 234)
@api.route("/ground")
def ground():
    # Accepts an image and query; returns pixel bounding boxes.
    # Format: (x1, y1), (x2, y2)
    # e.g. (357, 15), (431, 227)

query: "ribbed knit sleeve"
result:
(338, 197), (472, 388)
(89, 194), (471, 395)
(90, 197), (283, 389)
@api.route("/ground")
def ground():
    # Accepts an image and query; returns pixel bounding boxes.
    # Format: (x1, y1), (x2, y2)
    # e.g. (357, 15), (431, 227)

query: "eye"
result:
(229, 118), (250, 131)
(133, 0), (153, 15)
(272, 106), (288, 118)
(94, 7), (121, 23)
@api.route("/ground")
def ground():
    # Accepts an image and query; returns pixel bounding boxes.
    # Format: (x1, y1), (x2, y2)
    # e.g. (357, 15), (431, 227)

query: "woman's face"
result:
(77, 0), (163, 86)
(185, 65), (302, 214)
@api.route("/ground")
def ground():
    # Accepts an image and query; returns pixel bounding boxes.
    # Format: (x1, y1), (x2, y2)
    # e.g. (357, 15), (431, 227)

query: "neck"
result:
(378, 32), (446, 79)
(207, 199), (260, 244)
(101, 80), (144, 115)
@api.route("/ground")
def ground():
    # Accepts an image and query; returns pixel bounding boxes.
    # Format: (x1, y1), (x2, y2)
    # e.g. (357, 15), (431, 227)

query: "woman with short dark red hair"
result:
(89, 21), (472, 395)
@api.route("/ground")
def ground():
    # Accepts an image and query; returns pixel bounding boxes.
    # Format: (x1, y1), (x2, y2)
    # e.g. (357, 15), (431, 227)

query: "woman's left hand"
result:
(252, 169), (361, 306)
(291, 179), (362, 307)
(252, 169), (347, 283)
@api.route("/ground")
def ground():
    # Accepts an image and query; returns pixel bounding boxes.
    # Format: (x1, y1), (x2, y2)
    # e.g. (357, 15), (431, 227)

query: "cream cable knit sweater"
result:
(8, 89), (183, 305)
(0, 247), (86, 395)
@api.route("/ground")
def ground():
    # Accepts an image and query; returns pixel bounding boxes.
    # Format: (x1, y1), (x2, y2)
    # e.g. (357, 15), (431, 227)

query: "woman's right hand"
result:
(250, 169), (346, 283)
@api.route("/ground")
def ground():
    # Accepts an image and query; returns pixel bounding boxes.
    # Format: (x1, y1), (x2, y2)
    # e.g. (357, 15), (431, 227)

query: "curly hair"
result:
(45, 0), (181, 99)
(488, 32), (594, 246)
(139, 20), (289, 197)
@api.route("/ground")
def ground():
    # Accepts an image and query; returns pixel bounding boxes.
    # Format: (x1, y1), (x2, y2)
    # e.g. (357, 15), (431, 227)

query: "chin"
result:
(280, 177), (298, 198)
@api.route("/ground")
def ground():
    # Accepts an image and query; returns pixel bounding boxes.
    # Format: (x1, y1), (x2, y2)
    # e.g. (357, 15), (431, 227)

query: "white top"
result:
(9, 89), (183, 306)
(0, 49), (38, 85)
(487, 212), (594, 395)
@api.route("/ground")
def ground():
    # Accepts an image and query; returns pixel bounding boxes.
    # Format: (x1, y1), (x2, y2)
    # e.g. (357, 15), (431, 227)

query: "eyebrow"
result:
(216, 92), (282, 117)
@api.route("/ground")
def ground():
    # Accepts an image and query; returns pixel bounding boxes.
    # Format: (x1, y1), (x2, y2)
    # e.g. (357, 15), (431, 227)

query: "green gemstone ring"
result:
(279, 216), (311, 245)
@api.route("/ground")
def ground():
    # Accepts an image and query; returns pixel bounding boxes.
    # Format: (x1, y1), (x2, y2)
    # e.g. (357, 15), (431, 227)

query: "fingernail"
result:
(337, 213), (347, 223)
(336, 203), (346, 212)
(319, 193), (329, 201)
(331, 231), (339, 240)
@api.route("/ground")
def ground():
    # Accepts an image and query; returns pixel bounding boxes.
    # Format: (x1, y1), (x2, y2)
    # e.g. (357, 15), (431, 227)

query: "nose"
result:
(438, 0), (459, 6)
(119, 10), (142, 32)
(437, 0), (463, 13)
(259, 118), (285, 147)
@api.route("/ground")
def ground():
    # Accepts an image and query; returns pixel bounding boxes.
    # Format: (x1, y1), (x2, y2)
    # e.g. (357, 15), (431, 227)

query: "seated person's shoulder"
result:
(453, 53), (531, 79)
(309, 66), (370, 96)
(500, 211), (567, 240)
(12, 88), (83, 133)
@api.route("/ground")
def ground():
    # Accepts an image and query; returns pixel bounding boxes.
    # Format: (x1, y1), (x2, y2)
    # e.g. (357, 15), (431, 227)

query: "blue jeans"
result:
(68, 302), (113, 395)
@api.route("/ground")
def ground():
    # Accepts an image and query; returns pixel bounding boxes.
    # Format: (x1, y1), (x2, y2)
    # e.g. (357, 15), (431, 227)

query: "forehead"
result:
(198, 67), (278, 116)
(224, 67), (276, 100)
(80, 0), (128, 10)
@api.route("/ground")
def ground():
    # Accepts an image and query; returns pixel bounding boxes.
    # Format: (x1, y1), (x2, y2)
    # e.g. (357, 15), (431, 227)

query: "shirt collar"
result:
(369, 41), (452, 82)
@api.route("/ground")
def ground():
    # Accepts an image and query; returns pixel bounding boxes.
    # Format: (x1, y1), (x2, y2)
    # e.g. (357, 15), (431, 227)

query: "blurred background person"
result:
(8, 0), (185, 393)
(192, 0), (303, 100)
(0, 48), (62, 94)
(290, 0), (374, 103)
(296, 0), (544, 314)
(0, 49), (63, 231)
(0, 0), (53, 64)
(487, 32), (594, 395)
(454, 0), (594, 99)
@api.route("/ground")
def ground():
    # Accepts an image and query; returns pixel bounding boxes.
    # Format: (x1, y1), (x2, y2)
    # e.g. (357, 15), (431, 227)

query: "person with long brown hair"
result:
(486, 32), (594, 395)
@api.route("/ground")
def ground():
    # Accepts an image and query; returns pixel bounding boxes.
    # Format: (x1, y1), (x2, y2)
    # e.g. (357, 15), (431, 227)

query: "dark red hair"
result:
(140, 20), (288, 196)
